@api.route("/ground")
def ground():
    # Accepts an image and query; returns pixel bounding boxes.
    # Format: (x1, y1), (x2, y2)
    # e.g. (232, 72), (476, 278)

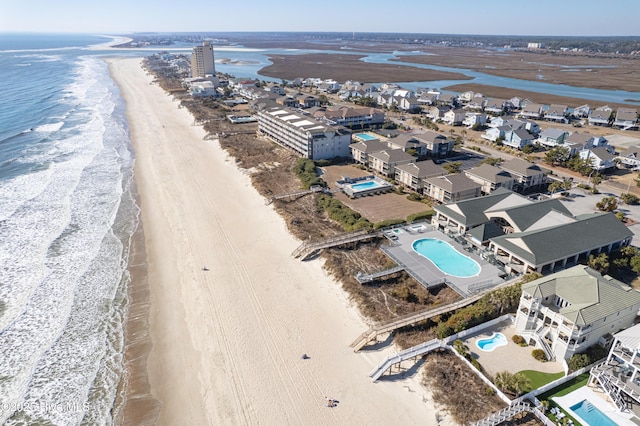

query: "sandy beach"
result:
(107, 57), (449, 425)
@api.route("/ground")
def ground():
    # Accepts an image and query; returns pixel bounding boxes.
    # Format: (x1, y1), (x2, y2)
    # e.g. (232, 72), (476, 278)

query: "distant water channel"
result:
(120, 45), (640, 104)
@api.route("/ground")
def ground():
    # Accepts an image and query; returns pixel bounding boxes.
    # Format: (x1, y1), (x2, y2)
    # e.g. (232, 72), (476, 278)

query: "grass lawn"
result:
(537, 373), (589, 400)
(536, 373), (590, 426)
(517, 370), (565, 391)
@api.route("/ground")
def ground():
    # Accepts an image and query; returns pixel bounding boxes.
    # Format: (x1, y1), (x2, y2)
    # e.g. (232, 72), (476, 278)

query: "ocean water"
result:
(0, 34), (138, 425)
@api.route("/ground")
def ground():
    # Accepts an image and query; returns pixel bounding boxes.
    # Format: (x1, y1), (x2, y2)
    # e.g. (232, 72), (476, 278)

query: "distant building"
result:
(258, 107), (352, 160)
(527, 42), (544, 49)
(191, 41), (216, 78)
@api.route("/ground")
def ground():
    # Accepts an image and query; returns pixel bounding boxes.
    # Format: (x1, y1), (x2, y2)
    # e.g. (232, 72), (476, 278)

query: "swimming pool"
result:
(412, 238), (480, 277)
(338, 176), (394, 198)
(570, 399), (618, 426)
(354, 133), (378, 141)
(352, 180), (383, 190)
(476, 333), (507, 352)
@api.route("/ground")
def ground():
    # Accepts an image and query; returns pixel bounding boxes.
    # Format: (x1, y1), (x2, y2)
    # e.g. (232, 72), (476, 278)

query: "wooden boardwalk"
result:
(368, 338), (445, 381)
(265, 185), (325, 205)
(292, 229), (382, 260)
(350, 293), (485, 352)
(350, 276), (519, 352)
(355, 266), (405, 284)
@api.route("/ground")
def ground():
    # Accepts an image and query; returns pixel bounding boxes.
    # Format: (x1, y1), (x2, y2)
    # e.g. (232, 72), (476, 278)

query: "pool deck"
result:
(461, 319), (564, 378)
(382, 226), (505, 297)
(554, 385), (636, 426)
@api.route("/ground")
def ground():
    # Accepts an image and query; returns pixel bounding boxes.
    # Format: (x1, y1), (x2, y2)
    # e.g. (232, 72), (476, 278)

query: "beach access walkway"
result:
(265, 185), (329, 205)
(350, 293), (485, 352)
(351, 275), (520, 352)
(292, 229), (382, 260)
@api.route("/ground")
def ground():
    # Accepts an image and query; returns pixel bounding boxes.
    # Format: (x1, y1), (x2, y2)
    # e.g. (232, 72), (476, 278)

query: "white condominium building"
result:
(191, 41), (216, 78)
(258, 107), (352, 160)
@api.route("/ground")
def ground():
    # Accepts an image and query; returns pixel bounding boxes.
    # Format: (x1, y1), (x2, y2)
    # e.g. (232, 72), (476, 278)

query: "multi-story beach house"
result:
(462, 112), (487, 128)
(484, 98), (510, 115)
(519, 102), (543, 120)
(499, 158), (547, 193)
(579, 147), (617, 171)
(258, 106), (352, 160)
(537, 128), (569, 148)
(443, 109), (466, 126)
(544, 104), (569, 123)
(464, 163), (515, 195)
(314, 106), (386, 129)
(395, 160), (446, 193)
(589, 323), (640, 415)
(423, 174), (482, 203)
(190, 41), (216, 78)
(614, 108), (639, 130)
(412, 131), (455, 158)
(369, 149), (416, 177)
(588, 105), (613, 126)
(515, 266), (640, 363)
(502, 128), (534, 150)
(350, 139), (388, 167)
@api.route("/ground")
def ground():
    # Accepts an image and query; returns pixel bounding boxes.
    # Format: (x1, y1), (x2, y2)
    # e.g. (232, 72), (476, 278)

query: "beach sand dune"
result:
(108, 57), (448, 425)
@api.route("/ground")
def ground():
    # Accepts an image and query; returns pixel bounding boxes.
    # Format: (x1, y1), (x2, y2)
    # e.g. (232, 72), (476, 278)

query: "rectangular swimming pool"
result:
(354, 133), (378, 141)
(338, 175), (393, 198)
(570, 399), (617, 426)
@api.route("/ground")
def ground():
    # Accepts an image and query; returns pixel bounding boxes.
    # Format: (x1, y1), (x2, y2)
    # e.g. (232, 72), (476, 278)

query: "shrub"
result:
(293, 158), (326, 189)
(621, 193), (640, 205)
(316, 194), (372, 231)
(512, 335), (526, 346)
(407, 193), (422, 202)
(532, 349), (547, 362)
(407, 210), (434, 223)
(567, 345), (608, 372)
(373, 218), (405, 230)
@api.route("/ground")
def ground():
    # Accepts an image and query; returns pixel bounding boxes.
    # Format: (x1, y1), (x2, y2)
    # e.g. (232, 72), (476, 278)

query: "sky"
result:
(2, 0), (639, 37)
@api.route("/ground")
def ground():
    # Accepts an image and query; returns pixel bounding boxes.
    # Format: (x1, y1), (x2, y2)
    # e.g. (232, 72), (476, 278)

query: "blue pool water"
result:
(476, 333), (508, 352)
(352, 180), (383, 190)
(412, 238), (480, 277)
(354, 133), (378, 141)
(570, 400), (618, 426)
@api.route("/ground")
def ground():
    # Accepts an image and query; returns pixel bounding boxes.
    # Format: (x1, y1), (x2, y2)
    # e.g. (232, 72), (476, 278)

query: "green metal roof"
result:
(433, 187), (514, 228)
(485, 199), (573, 233)
(490, 212), (633, 266)
(522, 265), (640, 326)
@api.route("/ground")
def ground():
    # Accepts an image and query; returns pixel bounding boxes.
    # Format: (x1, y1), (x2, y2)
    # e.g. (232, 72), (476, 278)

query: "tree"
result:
(596, 196), (618, 212)
(512, 373), (531, 396)
(566, 155), (592, 175)
(544, 146), (571, 167)
(588, 253), (610, 274)
(522, 144), (535, 154)
(443, 161), (462, 174)
(621, 193), (640, 205)
(494, 371), (513, 393)
(548, 181), (564, 194)
(631, 255), (640, 274)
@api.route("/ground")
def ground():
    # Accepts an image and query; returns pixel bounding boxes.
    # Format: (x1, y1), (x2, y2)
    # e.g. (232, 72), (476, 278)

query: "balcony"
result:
(613, 345), (640, 369)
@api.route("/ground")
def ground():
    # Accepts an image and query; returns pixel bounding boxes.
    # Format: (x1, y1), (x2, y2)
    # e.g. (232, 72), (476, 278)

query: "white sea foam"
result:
(0, 55), (133, 425)
(15, 54), (63, 62)
(0, 165), (54, 222)
(34, 122), (64, 133)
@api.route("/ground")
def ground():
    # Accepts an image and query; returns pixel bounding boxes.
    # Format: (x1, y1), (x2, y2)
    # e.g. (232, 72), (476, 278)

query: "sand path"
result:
(108, 57), (447, 425)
